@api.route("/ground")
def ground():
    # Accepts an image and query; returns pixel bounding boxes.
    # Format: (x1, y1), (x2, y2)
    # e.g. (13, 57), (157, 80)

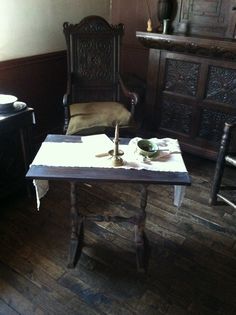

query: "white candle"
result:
(114, 122), (119, 142)
(114, 122), (119, 156)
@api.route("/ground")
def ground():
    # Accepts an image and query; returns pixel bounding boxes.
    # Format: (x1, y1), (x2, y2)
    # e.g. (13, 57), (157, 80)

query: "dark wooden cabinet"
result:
(137, 32), (236, 159)
(157, 51), (236, 158)
(0, 108), (35, 199)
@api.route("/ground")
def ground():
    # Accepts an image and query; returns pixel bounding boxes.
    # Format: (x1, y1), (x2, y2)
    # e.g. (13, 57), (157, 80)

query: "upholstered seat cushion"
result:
(66, 101), (131, 135)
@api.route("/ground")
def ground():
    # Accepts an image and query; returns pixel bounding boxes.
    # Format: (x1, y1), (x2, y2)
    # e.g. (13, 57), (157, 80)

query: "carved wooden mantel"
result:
(136, 32), (236, 61)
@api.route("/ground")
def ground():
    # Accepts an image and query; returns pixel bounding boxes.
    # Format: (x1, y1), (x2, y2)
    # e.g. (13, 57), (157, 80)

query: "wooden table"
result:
(0, 107), (35, 199)
(26, 134), (191, 272)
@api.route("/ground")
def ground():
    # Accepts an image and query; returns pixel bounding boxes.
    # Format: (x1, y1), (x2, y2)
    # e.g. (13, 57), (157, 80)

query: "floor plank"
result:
(0, 153), (236, 314)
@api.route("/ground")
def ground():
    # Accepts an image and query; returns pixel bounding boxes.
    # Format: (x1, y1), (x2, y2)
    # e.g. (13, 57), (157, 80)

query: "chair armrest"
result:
(63, 93), (69, 107)
(226, 120), (236, 130)
(63, 72), (74, 107)
(63, 73), (74, 133)
(62, 93), (70, 134)
(118, 75), (139, 117)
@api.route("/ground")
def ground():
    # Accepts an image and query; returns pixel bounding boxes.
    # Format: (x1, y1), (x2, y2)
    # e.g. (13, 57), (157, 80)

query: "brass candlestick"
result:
(109, 122), (124, 167)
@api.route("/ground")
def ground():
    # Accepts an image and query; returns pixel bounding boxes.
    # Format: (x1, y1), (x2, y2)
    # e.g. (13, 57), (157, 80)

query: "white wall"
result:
(0, 0), (111, 61)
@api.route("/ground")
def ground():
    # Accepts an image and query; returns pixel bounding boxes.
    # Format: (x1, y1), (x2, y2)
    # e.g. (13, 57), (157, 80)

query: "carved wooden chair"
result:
(63, 16), (138, 135)
(209, 120), (236, 208)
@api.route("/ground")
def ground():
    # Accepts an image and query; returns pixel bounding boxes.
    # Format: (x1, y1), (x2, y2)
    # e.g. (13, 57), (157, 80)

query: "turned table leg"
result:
(68, 181), (83, 268)
(134, 184), (148, 272)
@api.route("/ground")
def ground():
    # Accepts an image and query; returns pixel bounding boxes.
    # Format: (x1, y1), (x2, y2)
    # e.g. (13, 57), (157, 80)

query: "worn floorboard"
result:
(0, 153), (236, 314)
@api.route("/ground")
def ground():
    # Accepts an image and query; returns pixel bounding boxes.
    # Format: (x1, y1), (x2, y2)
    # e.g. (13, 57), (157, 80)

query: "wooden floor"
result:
(0, 153), (236, 315)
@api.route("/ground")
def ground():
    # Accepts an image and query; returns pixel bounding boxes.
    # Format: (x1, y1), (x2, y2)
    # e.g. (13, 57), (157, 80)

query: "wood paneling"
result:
(111, 1), (236, 78)
(173, 0), (236, 38)
(0, 51), (67, 143)
(111, 0), (159, 80)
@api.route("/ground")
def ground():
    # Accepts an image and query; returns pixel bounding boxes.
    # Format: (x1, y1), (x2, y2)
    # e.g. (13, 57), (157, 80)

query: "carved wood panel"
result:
(160, 99), (193, 134)
(76, 37), (113, 82)
(198, 108), (235, 143)
(206, 66), (236, 105)
(164, 59), (200, 96)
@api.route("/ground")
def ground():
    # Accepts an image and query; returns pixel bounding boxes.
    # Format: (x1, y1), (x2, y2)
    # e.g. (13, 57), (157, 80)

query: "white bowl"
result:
(0, 94), (18, 112)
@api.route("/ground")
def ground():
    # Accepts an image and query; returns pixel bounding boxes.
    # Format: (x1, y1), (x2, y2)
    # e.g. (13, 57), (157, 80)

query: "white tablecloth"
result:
(31, 135), (188, 209)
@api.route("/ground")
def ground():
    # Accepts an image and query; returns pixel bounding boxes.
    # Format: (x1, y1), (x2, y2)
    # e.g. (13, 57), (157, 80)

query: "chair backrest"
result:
(63, 16), (124, 104)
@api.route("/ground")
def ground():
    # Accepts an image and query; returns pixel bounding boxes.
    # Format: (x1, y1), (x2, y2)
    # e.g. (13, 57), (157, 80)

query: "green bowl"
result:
(137, 139), (158, 158)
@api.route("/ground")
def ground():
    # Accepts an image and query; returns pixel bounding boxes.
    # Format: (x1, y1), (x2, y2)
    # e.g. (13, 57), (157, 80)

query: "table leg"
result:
(134, 184), (148, 272)
(19, 126), (33, 197)
(68, 181), (83, 268)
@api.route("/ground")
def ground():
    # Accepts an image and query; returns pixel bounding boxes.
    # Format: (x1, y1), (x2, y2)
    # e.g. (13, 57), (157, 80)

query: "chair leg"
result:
(209, 122), (232, 205)
(209, 160), (225, 205)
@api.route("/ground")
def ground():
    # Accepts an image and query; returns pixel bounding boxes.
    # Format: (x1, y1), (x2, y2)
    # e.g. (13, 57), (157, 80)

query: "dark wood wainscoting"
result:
(0, 51), (67, 144)
(111, 0), (157, 81)
(121, 45), (149, 81)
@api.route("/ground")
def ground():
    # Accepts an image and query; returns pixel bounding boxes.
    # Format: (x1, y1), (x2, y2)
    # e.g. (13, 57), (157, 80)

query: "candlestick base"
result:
(108, 149), (124, 167)
(111, 156), (124, 167)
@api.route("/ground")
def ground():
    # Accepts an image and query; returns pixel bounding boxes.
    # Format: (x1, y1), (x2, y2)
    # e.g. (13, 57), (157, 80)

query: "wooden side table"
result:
(26, 134), (191, 272)
(0, 108), (35, 199)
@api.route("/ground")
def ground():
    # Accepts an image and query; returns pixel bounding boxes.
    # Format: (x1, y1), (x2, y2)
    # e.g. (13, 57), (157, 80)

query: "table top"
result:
(26, 134), (191, 186)
(0, 107), (34, 120)
(0, 107), (34, 133)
